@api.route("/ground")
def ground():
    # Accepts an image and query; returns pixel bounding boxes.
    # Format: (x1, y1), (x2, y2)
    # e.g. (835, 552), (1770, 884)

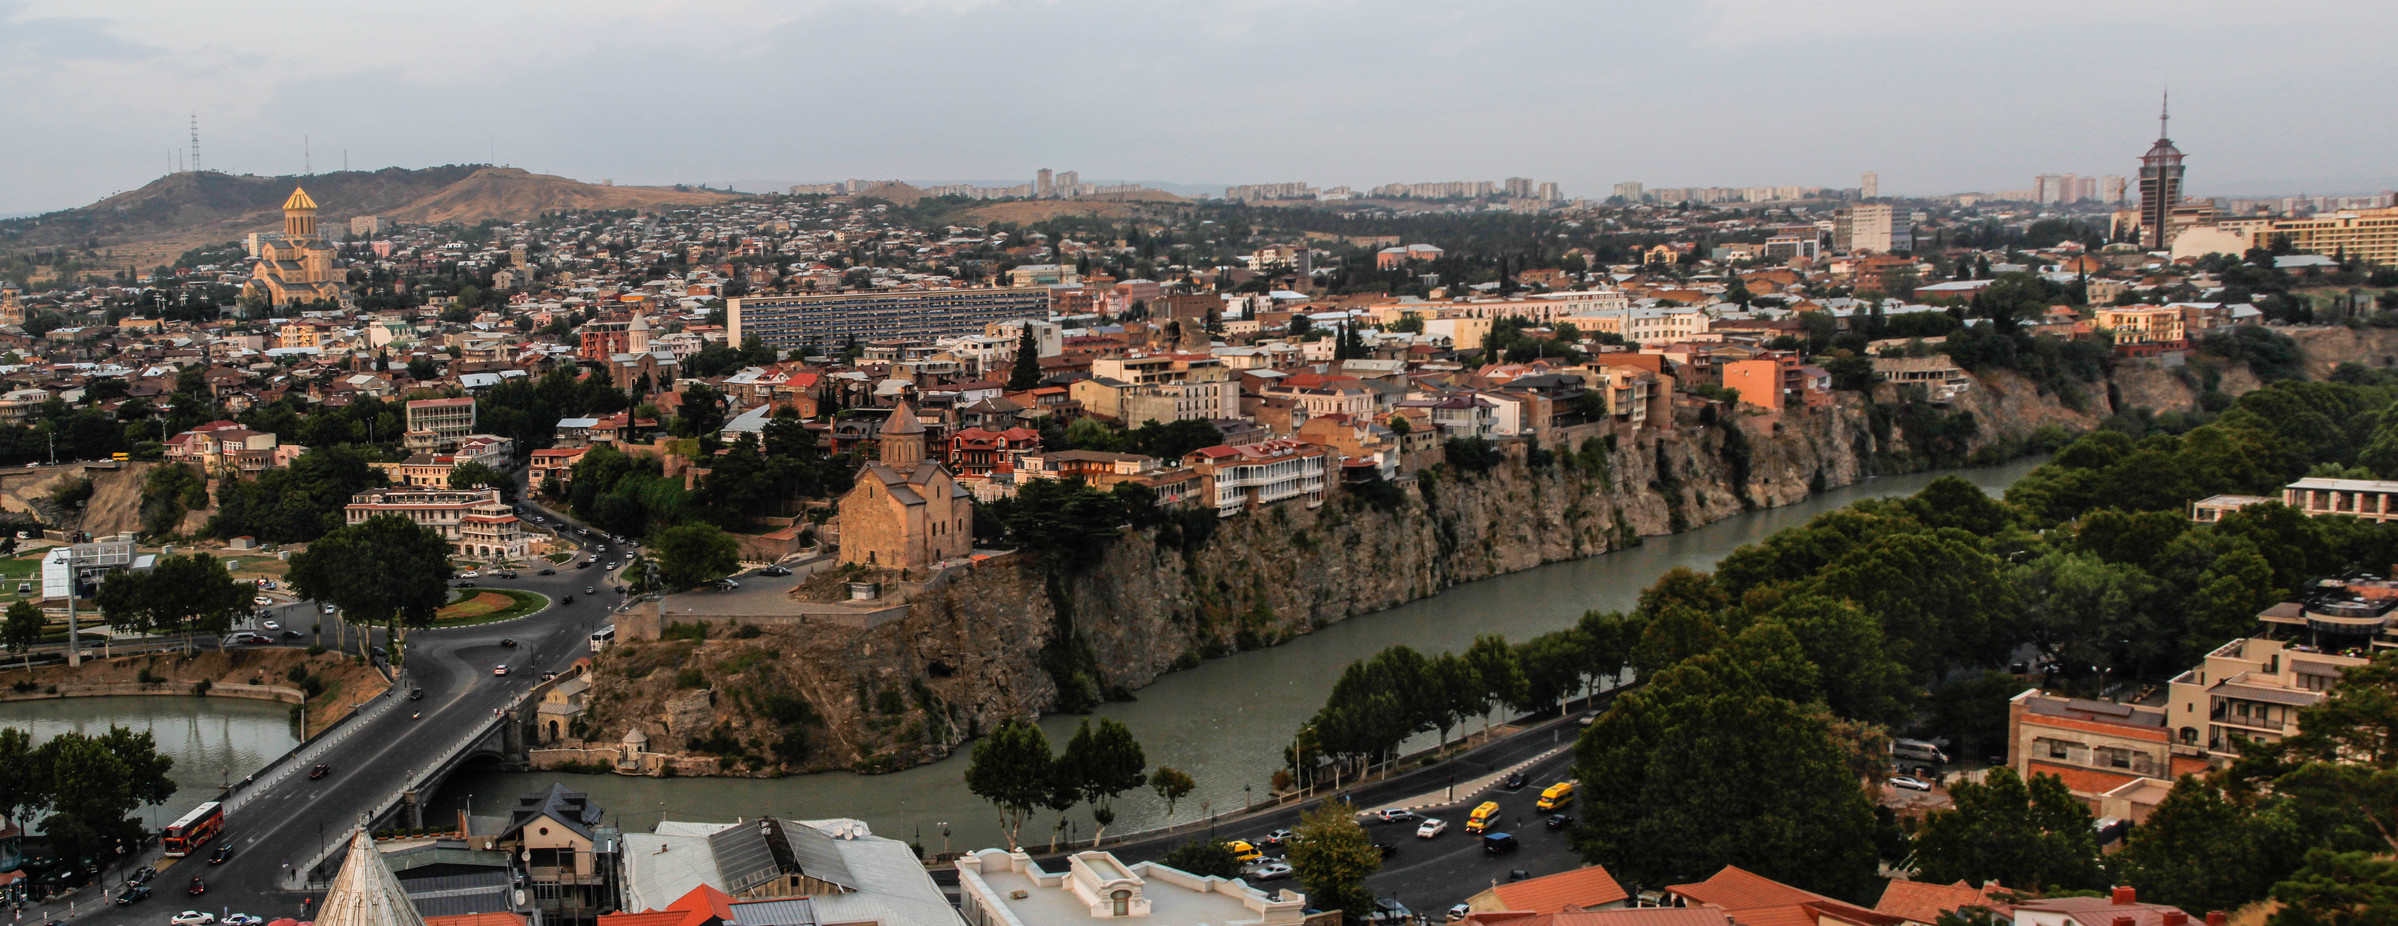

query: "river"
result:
(0, 459), (2041, 852)
(2, 696), (298, 831)
(429, 457), (2046, 850)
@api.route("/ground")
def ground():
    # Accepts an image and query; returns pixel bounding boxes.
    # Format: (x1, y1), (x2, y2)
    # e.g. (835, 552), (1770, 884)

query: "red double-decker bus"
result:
(161, 802), (224, 857)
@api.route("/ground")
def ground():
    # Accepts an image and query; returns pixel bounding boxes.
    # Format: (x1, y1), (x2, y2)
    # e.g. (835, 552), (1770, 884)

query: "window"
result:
(2047, 740), (2070, 760)
(1111, 890), (1131, 917)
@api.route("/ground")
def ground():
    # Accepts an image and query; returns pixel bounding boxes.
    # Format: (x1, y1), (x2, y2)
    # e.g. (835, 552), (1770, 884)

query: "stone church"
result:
(242, 186), (344, 307)
(836, 400), (971, 575)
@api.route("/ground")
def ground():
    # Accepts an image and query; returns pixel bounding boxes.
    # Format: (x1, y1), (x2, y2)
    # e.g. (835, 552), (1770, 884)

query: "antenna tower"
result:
(305, 135), (312, 176)
(189, 113), (201, 174)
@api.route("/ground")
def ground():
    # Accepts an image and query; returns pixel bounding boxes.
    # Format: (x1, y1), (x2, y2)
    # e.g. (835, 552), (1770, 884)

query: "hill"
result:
(0, 165), (745, 266)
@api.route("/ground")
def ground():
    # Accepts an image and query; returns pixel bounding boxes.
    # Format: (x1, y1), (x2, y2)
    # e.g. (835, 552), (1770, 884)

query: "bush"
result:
(192, 679), (212, 696)
(1444, 437), (1504, 475)
(675, 668), (706, 689)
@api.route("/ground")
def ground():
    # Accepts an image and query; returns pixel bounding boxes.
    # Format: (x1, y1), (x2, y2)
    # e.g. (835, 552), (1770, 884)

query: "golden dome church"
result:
(242, 186), (345, 306)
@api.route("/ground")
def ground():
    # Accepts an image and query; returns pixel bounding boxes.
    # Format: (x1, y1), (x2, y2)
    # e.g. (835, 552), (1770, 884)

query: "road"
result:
(49, 497), (628, 924)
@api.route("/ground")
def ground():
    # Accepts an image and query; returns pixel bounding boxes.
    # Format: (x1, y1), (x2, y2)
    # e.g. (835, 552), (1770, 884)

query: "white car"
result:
(321, 604), (337, 614)
(1415, 818), (1448, 839)
(172, 912), (218, 926)
(252, 596), (273, 606)
(261, 620), (280, 631)
(493, 665), (510, 676)
(1373, 808), (1418, 823)
(1247, 861), (1294, 882)
(459, 571), (479, 579)
(1890, 775), (1934, 792)
(225, 915), (263, 926)
(1448, 903), (1473, 922)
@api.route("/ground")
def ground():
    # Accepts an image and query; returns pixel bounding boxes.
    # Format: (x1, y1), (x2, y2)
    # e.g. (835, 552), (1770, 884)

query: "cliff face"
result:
(577, 362), (2171, 775)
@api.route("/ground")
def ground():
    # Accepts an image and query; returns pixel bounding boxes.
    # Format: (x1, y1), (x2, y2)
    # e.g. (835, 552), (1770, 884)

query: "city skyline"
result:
(4, 0), (2397, 215)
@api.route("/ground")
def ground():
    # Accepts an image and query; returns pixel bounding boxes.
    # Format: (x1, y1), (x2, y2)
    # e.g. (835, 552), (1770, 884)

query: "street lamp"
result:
(1242, 784), (1251, 811)
(939, 822), (950, 858)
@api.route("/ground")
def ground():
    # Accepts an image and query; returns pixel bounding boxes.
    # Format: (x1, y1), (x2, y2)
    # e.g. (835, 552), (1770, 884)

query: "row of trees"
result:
(1290, 627), (1620, 787)
(963, 717), (1195, 851)
(0, 726), (177, 864)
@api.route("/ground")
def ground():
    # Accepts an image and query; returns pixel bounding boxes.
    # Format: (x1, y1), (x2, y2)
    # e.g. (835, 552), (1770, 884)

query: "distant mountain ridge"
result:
(0, 165), (744, 262)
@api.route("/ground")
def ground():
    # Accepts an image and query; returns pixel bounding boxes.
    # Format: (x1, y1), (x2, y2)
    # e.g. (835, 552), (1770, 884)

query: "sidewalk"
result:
(1359, 745), (1571, 817)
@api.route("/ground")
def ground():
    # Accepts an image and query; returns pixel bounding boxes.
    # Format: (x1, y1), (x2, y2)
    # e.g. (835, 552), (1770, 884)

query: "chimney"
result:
(2113, 887), (2138, 906)
(2165, 914), (2188, 926)
(2114, 918), (2135, 926)
(2207, 915), (2226, 926)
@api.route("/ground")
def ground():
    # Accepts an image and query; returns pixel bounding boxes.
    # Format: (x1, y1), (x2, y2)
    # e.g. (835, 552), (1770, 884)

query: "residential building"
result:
(1185, 439), (1333, 517)
(613, 818), (956, 926)
(492, 784), (621, 923)
(2166, 636), (2370, 760)
(1463, 864), (1628, 915)
(165, 420), (292, 478)
(406, 397), (478, 452)
(2189, 494), (2270, 523)
(1665, 866), (1902, 926)
(1833, 204), (1911, 254)
(729, 288), (1051, 351)
(2254, 208), (2398, 266)
(529, 447), (589, 492)
(1720, 359), (1785, 412)
(2007, 689), (2207, 805)
(836, 401), (972, 574)
(1872, 881), (2008, 926)
(2010, 887), (2197, 926)
(1870, 356), (1972, 402)
(344, 487), (527, 561)
(2283, 476), (2398, 522)
(956, 849), (1304, 926)
(947, 426), (1041, 477)
(2094, 306), (2188, 346)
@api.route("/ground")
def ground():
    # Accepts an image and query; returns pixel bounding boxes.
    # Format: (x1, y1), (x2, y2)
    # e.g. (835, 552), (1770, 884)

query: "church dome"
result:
(283, 186), (319, 211)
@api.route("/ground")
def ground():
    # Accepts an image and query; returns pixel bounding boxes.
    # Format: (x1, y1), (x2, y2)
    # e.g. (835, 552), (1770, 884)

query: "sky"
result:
(2, 0), (2394, 216)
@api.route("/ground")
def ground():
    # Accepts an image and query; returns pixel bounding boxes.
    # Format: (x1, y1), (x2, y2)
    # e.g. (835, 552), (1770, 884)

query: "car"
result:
(1447, 903), (1472, 922)
(252, 596), (273, 606)
(1372, 842), (1397, 858)
(561, 594), (575, 605)
(114, 885), (149, 905)
(1577, 713), (1597, 726)
(1367, 899), (1413, 926)
(574, 561), (591, 569)
(500, 638), (519, 648)
(261, 619), (280, 631)
(131, 866), (156, 885)
(538, 568), (556, 576)
(1260, 828), (1293, 847)
(279, 630), (303, 640)
(322, 604), (338, 614)
(310, 763), (329, 779)
(584, 587), (596, 594)
(1225, 840), (1262, 862)
(1483, 832), (1520, 854)
(186, 878), (206, 896)
(1372, 808), (1418, 823)
(1508, 869), (1531, 882)
(1891, 775), (1934, 792)
(761, 565), (791, 577)
(225, 915), (263, 926)
(498, 571), (518, 579)
(596, 544), (609, 552)
(607, 561), (622, 570)
(460, 571), (480, 578)
(455, 580), (475, 588)
(493, 665), (510, 676)
(716, 577), (736, 588)
(1503, 771), (1528, 789)
(407, 687), (424, 700)
(1544, 813), (1574, 830)
(209, 844), (232, 864)
(1248, 861), (1294, 882)
(540, 672), (557, 681)
(172, 911), (216, 925)
(1415, 818), (1448, 839)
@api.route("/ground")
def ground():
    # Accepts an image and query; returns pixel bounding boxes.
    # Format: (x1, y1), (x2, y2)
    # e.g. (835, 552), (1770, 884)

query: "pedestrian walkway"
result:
(1356, 746), (1570, 817)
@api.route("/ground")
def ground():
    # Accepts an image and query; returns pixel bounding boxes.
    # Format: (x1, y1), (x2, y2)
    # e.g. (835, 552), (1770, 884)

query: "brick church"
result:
(836, 401), (971, 575)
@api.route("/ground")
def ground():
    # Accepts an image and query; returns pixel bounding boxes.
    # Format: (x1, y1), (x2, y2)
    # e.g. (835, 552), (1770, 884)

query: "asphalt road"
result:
(47, 499), (626, 925)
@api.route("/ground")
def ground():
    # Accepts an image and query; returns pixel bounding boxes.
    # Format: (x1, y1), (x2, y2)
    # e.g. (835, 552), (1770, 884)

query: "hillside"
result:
(0, 165), (745, 265)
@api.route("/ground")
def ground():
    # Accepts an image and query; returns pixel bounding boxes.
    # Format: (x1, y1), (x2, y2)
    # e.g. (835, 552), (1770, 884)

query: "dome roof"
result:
(283, 186), (319, 211)
(881, 399), (925, 435)
(2143, 138), (2183, 160)
(623, 727), (650, 746)
(316, 827), (428, 926)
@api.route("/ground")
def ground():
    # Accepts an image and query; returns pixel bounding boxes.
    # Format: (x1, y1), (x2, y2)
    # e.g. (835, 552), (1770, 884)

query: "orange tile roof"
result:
(1873, 881), (2006, 925)
(1666, 867), (1903, 926)
(1491, 865), (1631, 912)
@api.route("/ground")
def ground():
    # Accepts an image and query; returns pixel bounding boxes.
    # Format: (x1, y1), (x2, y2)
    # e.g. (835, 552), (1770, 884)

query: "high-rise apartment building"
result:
(2103, 175), (2128, 204)
(1860, 172), (1878, 199)
(1613, 181), (1645, 203)
(730, 288), (1052, 352)
(1036, 168), (1054, 199)
(2138, 96), (2187, 249)
(1833, 204), (1911, 254)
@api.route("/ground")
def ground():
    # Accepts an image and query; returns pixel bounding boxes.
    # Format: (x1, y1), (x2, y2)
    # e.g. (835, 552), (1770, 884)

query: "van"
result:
(1537, 782), (1576, 810)
(1465, 801), (1501, 833)
(1482, 832), (1519, 855)
(1225, 840), (1262, 863)
(1892, 739), (1951, 765)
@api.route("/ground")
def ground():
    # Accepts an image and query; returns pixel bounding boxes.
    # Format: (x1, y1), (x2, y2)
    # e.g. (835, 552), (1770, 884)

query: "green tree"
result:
(1287, 798), (1380, 918)
(964, 718), (1053, 851)
(0, 728), (37, 824)
(2, 599), (40, 670)
(1159, 839), (1241, 879)
(1008, 324), (1043, 391)
(1909, 768), (2104, 892)
(651, 523), (741, 588)
(1057, 718), (1147, 845)
(1517, 628), (1593, 718)
(33, 727), (176, 864)
(2270, 849), (2398, 926)
(287, 514), (455, 664)
(1464, 633), (1526, 738)
(1149, 765), (1196, 818)
(449, 461), (515, 501)
(93, 553), (251, 651)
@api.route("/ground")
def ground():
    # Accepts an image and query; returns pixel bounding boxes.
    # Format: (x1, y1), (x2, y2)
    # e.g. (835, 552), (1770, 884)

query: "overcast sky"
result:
(3, 0), (2393, 216)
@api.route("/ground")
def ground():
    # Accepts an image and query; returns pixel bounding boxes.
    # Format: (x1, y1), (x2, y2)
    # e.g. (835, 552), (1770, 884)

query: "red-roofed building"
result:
(1183, 439), (1333, 518)
(1467, 864), (1630, 914)
(598, 884), (737, 926)
(2005, 886), (2203, 926)
(1465, 910), (1736, 926)
(1665, 866), (1902, 926)
(946, 426), (1041, 477)
(1872, 881), (2008, 926)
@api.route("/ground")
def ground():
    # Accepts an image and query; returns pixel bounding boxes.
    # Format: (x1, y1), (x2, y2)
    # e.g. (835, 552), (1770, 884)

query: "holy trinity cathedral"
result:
(242, 186), (344, 306)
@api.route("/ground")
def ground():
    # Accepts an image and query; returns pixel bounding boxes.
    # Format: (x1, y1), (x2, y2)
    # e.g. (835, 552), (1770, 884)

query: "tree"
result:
(964, 718), (1053, 851)
(31, 727), (176, 865)
(2270, 849), (2398, 926)
(1909, 768), (2105, 892)
(93, 553), (251, 651)
(1149, 765), (1196, 818)
(449, 461), (515, 501)
(1008, 324), (1043, 390)
(2, 599), (40, 670)
(672, 383), (728, 439)
(0, 728), (36, 824)
(1464, 633), (1526, 739)
(651, 523), (740, 588)
(1058, 718), (1147, 845)
(1287, 798), (1380, 918)
(286, 514), (455, 665)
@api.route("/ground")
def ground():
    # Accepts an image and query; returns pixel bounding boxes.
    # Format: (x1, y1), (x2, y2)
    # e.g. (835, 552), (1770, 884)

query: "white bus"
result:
(589, 625), (616, 653)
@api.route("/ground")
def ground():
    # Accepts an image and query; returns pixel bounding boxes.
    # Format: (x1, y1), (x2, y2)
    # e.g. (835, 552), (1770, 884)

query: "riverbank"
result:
(2, 647), (389, 737)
